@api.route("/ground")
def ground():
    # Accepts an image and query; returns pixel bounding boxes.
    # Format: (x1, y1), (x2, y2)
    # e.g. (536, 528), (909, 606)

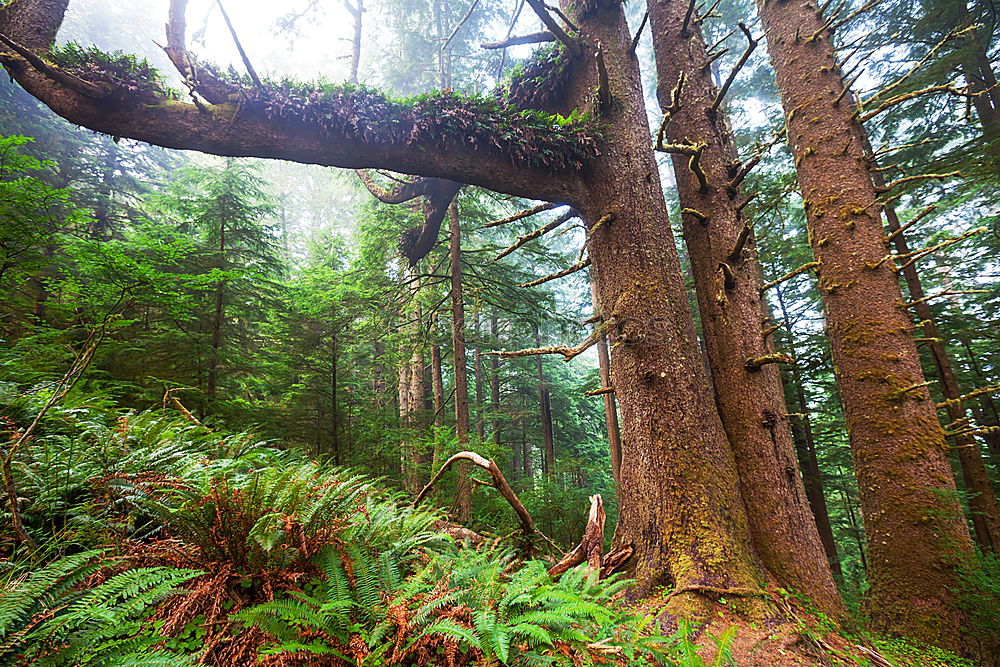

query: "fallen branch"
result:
(163, 387), (211, 430)
(518, 257), (590, 288)
(414, 451), (538, 544)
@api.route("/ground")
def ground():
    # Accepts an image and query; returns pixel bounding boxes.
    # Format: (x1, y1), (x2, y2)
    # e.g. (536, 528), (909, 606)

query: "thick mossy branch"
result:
(936, 385), (1000, 410)
(240, 84), (600, 171)
(490, 317), (613, 361)
(761, 261), (820, 292)
(495, 209), (576, 260)
(499, 42), (575, 110)
(482, 202), (557, 228)
(518, 257), (591, 288)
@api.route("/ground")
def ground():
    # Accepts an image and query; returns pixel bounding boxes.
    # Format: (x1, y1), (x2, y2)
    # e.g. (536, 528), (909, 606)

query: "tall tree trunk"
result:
(474, 312), (485, 440)
(558, 0), (764, 603)
(331, 333), (340, 465)
(449, 202), (472, 521)
(430, 323), (445, 468)
(207, 219), (225, 402)
(400, 270), (425, 495)
(865, 132), (1000, 552)
(951, 0), (1000, 136)
(775, 285), (842, 578)
(489, 314), (501, 447)
(646, 0), (841, 613)
(755, 0), (977, 650)
(534, 323), (555, 479)
(590, 270), (621, 486)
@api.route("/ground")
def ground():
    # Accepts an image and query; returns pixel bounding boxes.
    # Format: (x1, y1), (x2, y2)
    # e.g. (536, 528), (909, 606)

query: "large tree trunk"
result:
(646, 0), (842, 614)
(449, 202), (472, 521)
(867, 138), (1000, 553)
(755, 0), (978, 651)
(559, 0), (764, 602)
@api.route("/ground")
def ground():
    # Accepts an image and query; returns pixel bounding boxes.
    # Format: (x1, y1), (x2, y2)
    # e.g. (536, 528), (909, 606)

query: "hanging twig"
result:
(711, 23), (757, 113)
(518, 258), (591, 288)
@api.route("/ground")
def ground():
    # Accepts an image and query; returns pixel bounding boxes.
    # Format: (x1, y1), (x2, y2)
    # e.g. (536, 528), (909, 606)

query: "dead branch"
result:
(745, 352), (794, 371)
(902, 289), (987, 309)
(865, 26), (978, 106)
(495, 210), (576, 260)
(163, 387), (211, 429)
(681, 207), (708, 224)
(414, 451), (536, 540)
(596, 44), (612, 110)
(829, 0), (884, 32)
(885, 203), (936, 242)
(680, 0), (697, 36)
(711, 23), (757, 113)
(545, 4), (579, 33)
(482, 31), (554, 49)
(860, 86), (974, 123)
(874, 170), (961, 193)
(481, 202), (557, 228)
(760, 261), (820, 292)
(702, 47), (729, 71)
(490, 318), (614, 362)
(695, 0), (724, 24)
(215, 0), (262, 87)
(728, 223), (754, 262)
(655, 72), (685, 148)
(630, 11), (649, 54)
(585, 386), (615, 397)
(3, 329), (104, 552)
(524, 0), (580, 56)
(729, 128), (785, 190)
(518, 257), (590, 288)
(893, 227), (984, 273)
(936, 385), (1000, 410)
(442, 0), (482, 56)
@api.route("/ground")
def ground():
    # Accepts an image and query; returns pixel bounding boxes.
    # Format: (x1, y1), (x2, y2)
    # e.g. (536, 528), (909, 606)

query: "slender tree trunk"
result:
(346, 0), (363, 86)
(400, 270), (424, 494)
(430, 328), (445, 468)
(449, 202), (472, 521)
(590, 270), (621, 486)
(207, 221), (225, 401)
(865, 133), (1000, 552)
(520, 406), (532, 483)
(489, 314), (501, 447)
(534, 323), (555, 479)
(331, 334), (340, 465)
(646, 0), (841, 613)
(961, 339), (1000, 470)
(474, 312), (485, 440)
(756, 0), (977, 650)
(774, 285), (842, 577)
(951, 0), (1000, 136)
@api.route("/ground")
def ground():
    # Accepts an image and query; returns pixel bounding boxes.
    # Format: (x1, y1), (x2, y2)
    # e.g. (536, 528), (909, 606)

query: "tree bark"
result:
(774, 285), (842, 579)
(646, 0), (842, 614)
(489, 314), (501, 447)
(474, 312), (485, 440)
(755, 0), (978, 651)
(206, 215), (225, 401)
(589, 269), (621, 487)
(449, 202), (472, 521)
(534, 323), (555, 479)
(867, 137), (1000, 553)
